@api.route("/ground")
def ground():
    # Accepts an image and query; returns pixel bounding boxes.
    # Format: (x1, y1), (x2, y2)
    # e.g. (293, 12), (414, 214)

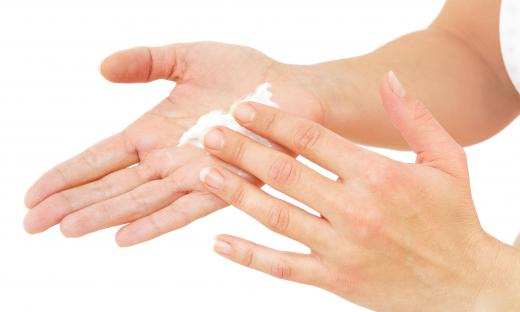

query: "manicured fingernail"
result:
(214, 239), (233, 255)
(232, 103), (256, 123)
(200, 167), (224, 189)
(388, 70), (406, 98)
(204, 129), (224, 150)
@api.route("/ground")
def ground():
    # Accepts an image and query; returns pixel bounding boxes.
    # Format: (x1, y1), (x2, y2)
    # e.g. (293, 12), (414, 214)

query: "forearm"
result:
(312, 28), (519, 149)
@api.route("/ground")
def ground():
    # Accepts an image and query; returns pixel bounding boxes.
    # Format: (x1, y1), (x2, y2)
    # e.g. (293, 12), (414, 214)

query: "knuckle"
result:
(98, 201), (114, 223)
(97, 177), (117, 199)
(80, 148), (99, 171)
(268, 156), (300, 186)
(147, 214), (163, 235)
(56, 191), (74, 213)
(229, 184), (247, 207)
(335, 195), (384, 241)
(232, 140), (247, 164)
(128, 187), (149, 213)
(293, 123), (322, 154)
(410, 99), (433, 124)
(54, 165), (70, 185)
(241, 248), (255, 268)
(266, 204), (290, 233)
(339, 198), (384, 241)
(351, 208), (384, 240)
(119, 131), (137, 156)
(327, 270), (359, 298)
(144, 47), (155, 81)
(365, 162), (399, 189)
(137, 162), (156, 180)
(142, 151), (170, 179)
(171, 208), (190, 228)
(270, 259), (292, 280)
(262, 111), (277, 133)
(162, 175), (180, 191)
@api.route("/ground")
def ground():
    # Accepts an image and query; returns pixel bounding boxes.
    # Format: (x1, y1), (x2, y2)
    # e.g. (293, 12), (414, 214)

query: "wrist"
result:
(300, 62), (356, 126)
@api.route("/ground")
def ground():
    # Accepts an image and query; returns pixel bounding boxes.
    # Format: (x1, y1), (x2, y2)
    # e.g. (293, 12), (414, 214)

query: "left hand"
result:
(199, 71), (520, 310)
(23, 42), (331, 246)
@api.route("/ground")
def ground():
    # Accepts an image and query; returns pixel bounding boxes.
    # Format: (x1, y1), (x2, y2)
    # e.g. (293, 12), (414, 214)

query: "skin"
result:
(317, 0), (520, 148)
(23, 43), (325, 246)
(199, 72), (520, 310)
(24, 0), (519, 246)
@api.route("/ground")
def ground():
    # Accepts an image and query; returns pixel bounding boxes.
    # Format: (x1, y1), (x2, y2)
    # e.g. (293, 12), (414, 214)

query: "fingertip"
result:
(115, 235), (133, 248)
(215, 234), (237, 243)
(232, 102), (257, 124)
(99, 58), (111, 81)
(379, 70), (410, 122)
(25, 169), (66, 209)
(387, 70), (406, 98)
(199, 166), (225, 190)
(213, 235), (234, 255)
(23, 206), (57, 235)
(99, 52), (122, 83)
(115, 227), (133, 247)
(24, 184), (44, 208)
(379, 71), (398, 100)
(23, 212), (40, 235)
(24, 191), (36, 209)
(215, 234), (229, 241)
(59, 216), (84, 238)
(115, 223), (150, 247)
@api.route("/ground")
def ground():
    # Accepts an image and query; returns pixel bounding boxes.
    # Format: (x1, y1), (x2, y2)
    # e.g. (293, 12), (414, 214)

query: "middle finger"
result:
(203, 127), (341, 218)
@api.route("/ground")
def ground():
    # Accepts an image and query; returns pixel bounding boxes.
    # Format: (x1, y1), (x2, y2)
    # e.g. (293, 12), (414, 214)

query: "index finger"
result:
(231, 102), (373, 177)
(25, 132), (138, 208)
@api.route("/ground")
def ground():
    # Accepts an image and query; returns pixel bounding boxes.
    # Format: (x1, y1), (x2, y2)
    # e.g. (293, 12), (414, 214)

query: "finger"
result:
(203, 127), (341, 217)
(213, 234), (323, 285)
(380, 70), (467, 176)
(200, 166), (333, 249)
(116, 191), (224, 247)
(515, 233), (520, 249)
(60, 176), (189, 237)
(25, 132), (138, 208)
(100, 43), (192, 83)
(23, 163), (157, 234)
(231, 101), (372, 177)
(115, 149), (262, 247)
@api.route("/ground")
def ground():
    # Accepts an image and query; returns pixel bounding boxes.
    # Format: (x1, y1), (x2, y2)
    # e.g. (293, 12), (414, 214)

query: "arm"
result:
(314, 0), (520, 148)
(24, 0), (518, 245)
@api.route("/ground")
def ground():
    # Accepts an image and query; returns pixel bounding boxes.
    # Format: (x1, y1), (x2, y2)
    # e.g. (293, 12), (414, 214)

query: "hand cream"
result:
(177, 82), (278, 148)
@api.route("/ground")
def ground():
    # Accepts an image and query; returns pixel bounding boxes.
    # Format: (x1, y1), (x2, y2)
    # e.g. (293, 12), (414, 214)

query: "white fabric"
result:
(500, 0), (520, 93)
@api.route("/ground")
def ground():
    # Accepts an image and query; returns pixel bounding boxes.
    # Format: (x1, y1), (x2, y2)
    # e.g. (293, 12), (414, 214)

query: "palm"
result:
(24, 42), (324, 246)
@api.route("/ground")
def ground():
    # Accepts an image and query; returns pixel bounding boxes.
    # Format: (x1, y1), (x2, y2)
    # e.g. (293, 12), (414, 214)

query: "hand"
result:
(23, 42), (330, 246)
(199, 71), (520, 310)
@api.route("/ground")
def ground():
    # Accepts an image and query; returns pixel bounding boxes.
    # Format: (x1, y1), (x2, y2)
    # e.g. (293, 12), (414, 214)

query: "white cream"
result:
(177, 82), (279, 148)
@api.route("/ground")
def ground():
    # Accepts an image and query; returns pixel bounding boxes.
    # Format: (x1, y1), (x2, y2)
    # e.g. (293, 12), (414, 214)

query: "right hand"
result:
(23, 42), (334, 246)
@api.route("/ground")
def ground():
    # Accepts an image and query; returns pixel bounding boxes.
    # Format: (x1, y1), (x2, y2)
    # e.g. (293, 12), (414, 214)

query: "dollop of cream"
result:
(177, 82), (279, 148)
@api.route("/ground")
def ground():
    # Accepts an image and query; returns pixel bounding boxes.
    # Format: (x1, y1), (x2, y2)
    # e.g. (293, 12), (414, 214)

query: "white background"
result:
(0, 0), (518, 311)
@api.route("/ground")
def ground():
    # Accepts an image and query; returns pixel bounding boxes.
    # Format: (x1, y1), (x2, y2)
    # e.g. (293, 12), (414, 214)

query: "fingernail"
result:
(200, 167), (224, 189)
(214, 239), (233, 255)
(232, 103), (256, 123)
(388, 70), (406, 98)
(204, 129), (224, 150)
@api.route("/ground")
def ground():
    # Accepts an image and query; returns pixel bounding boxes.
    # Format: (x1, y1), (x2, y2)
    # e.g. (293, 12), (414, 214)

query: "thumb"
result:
(380, 70), (467, 176)
(99, 43), (191, 83)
